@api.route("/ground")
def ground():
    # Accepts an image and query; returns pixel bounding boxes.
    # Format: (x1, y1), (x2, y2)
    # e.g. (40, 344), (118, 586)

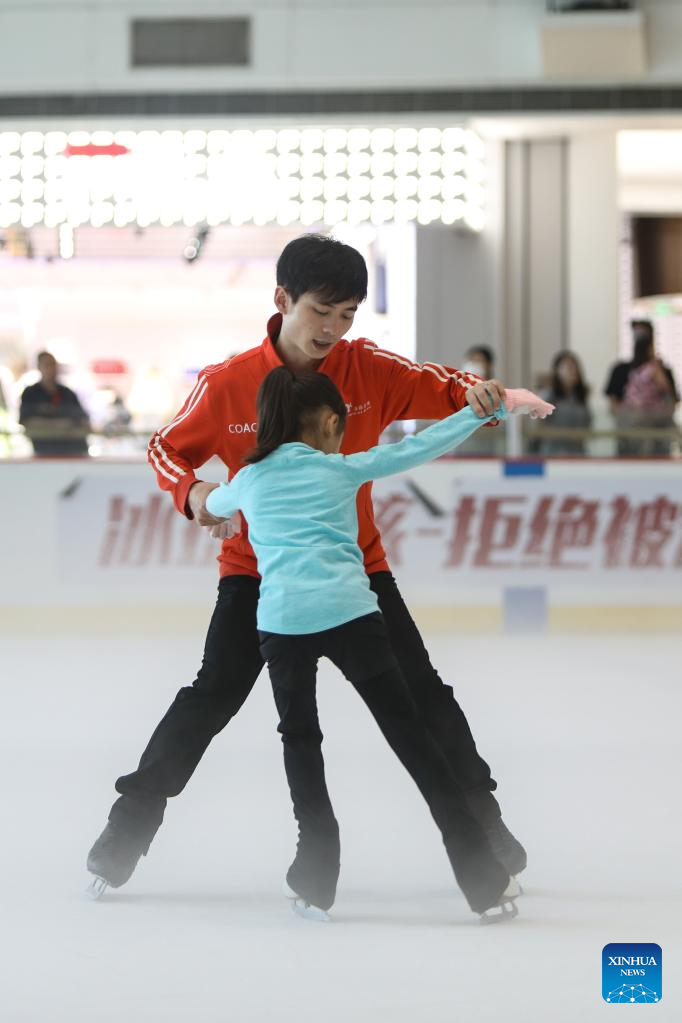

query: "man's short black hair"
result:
(276, 233), (368, 305)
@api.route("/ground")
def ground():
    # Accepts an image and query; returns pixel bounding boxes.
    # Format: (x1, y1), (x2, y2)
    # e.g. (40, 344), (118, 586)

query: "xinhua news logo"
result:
(602, 944), (662, 1003)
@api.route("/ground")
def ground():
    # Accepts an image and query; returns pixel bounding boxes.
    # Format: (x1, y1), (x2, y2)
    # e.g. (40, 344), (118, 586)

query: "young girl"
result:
(206, 367), (552, 925)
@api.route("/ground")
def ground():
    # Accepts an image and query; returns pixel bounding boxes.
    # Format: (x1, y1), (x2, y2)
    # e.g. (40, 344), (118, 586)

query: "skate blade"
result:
(291, 898), (331, 923)
(479, 900), (519, 926)
(85, 875), (109, 900)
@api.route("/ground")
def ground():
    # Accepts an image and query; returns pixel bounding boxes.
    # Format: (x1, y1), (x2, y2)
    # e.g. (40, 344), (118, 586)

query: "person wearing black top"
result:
(19, 351), (90, 457)
(604, 321), (679, 456)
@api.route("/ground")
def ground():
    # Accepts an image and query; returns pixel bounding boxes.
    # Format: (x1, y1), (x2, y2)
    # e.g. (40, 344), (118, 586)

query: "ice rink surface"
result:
(2, 626), (680, 1022)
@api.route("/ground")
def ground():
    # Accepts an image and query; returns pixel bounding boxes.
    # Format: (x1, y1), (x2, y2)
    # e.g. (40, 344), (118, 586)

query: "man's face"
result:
(275, 288), (359, 363)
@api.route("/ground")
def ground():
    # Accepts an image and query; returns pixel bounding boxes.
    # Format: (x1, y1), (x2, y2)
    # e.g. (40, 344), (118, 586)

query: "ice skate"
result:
(85, 875), (109, 900)
(283, 880), (331, 923)
(479, 877), (521, 926)
(484, 817), (527, 879)
(465, 789), (527, 878)
(85, 821), (148, 897)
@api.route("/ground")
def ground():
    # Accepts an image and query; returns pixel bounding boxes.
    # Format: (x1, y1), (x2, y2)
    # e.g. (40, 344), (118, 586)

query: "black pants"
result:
(259, 614), (507, 912)
(110, 573), (495, 845)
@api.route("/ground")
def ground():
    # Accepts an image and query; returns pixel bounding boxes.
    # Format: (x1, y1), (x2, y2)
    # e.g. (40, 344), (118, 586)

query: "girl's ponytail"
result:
(245, 365), (299, 464)
(245, 366), (347, 464)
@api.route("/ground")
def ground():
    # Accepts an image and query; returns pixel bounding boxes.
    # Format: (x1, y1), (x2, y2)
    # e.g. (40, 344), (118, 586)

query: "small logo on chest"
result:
(345, 400), (372, 417)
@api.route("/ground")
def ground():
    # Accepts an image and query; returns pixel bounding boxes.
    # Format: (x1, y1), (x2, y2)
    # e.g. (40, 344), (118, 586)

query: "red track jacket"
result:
(148, 314), (481, 578)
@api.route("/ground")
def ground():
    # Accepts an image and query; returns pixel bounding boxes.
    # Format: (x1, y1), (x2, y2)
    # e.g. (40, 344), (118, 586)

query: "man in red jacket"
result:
(87, 234), (526, 895)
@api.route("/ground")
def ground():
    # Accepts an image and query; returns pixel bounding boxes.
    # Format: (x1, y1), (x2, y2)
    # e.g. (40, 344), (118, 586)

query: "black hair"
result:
(632, 335), (654, 367)
(245, 366), (348, 465)
(548, 349), (589, 403)
(276, 233), (368, 305)
(631, 322), (655, 367)
(465, 345), (494, 368)
(37, 350), (55, 365)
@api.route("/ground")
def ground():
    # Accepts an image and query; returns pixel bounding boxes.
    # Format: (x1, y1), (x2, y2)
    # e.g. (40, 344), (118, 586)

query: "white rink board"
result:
(1, 456), (681, 628)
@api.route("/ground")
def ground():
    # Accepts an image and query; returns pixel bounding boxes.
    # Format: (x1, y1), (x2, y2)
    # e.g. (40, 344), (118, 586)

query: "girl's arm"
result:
(344, 388), (553, 484)
(344, 405), (503, 484)
(205, 475), (243, 519)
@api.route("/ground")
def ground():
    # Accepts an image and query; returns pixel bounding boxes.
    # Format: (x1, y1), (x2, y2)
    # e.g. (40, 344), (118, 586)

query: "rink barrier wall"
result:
(1, 456), (680, 634)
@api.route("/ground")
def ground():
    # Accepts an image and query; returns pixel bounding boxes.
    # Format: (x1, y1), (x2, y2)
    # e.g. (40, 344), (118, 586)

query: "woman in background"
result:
(537, 350), (592, 457)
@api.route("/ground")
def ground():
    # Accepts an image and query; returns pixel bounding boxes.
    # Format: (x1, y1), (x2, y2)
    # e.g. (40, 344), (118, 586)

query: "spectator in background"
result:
(457, 345), (503, 455)
(19, 351), (90, 457)
(605, 321), (679, 456)
(462, 345), (495, 382)
(536, 351), (592, 456)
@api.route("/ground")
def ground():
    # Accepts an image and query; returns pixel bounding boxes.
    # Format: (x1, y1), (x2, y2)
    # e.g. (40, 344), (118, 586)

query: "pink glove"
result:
(504, 388), (555, 420)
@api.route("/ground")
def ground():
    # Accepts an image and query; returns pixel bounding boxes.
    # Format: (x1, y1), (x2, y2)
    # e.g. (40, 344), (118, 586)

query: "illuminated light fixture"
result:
(394, 152), (418, 176)
(464, 205), (486, 231)
(370, 128), (394, 153)
(299, 177), (324, 201)
(254, 129), (277, 151)
(347, 199), (371, 224)
(464, 130), (486, 159)
(394, 176), (418, 200)
(347, 152), (371, 176)
(1, 155), (22, 178)
(441, 175), (467, 200)
(21, 181), (44, 202)
(21, 155), (44, 178)
(394, 128), (418, 152)
(184, 130), (207, 152)
(21, 132), (44, 155)
(59, 223), (74, 259)
(347, 176), (371, 201)
(0, 132), (21, 154)
(324, 199), (348, 225)
(277, 153), (300, 176)
(301, 129), (324, 153)
(300, 153), (324, 176)
(393, 199), (419, 222)
(418, 176), (442, 201)
(323, 177), (348, 201)
(324, 129), (347, 153)
(418, 152), (441, 176)
(277, 200), (302, 226)
(277, 130), (301, 153)
(370, 200), (395, 225)
(441, 127), (466, 152)
(300, 200), (324, 226)
(417, 199), (442, 225)
(5, 124), (485, 230)
(418, 128), (441, 152)
(324, 153), (347, 176)
(0, 201), (21, 226)
(21, 201), (44, 227)
(348, 128), (371, 153)
(370, 176), (394, 201)
(45, 132), (68, 155)
(442, 152), (466, 176)
(1, 180), (21, 202)
(207, 130), (230, 153)
(441, 199), (466, 225)
(370, 152), (394, 176)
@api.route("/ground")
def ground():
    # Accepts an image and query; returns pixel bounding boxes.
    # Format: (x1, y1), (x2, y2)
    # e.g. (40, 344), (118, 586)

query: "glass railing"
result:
(0, 419), (680, 460)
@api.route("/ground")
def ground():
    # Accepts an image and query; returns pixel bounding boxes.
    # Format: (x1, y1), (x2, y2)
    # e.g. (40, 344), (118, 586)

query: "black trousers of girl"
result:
(258, 611), (509, 915)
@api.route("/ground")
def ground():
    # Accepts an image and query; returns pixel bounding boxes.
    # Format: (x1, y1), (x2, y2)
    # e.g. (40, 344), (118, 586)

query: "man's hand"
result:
(207, 514), (242, 540)
(466, 378), (506, 418)
(187, 481), (223, 526)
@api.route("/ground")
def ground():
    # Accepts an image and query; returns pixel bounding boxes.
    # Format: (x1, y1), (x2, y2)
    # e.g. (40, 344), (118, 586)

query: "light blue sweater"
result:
(206, 404), (505, 634)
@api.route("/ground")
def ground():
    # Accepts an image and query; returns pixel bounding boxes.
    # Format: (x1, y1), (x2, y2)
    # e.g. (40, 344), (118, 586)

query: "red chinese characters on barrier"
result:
(444, 494), (682, 570)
